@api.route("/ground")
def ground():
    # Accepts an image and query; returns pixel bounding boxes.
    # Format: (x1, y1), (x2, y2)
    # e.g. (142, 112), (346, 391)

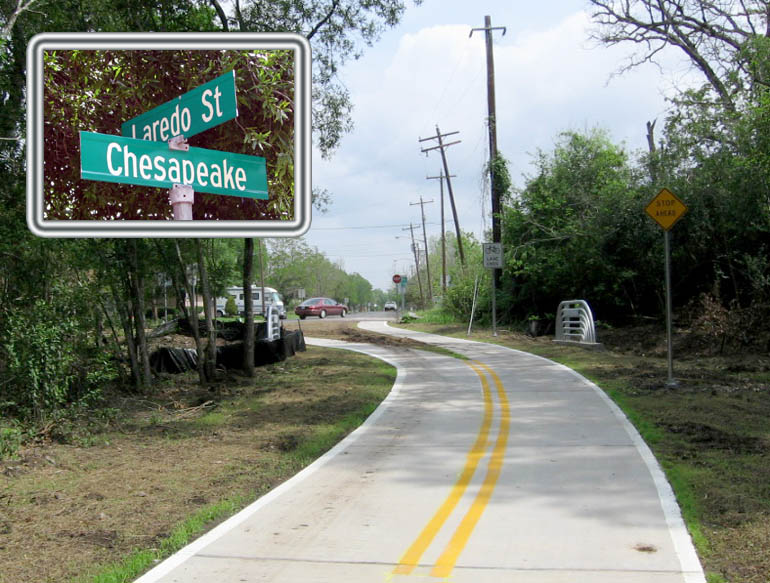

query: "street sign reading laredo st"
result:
(80, 131), (268, 198)
(121, 71), (238, 142)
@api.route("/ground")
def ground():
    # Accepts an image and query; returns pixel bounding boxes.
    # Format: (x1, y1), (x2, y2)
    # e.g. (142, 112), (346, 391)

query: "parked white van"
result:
(215, 286), (286, 319)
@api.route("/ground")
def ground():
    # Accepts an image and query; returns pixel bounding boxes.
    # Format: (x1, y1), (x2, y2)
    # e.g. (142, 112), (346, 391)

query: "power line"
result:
(311, 222), (411, 230)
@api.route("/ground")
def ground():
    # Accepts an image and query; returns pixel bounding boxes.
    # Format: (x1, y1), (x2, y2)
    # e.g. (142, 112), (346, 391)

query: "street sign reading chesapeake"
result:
(121, 71), (238, 141)
(645, 188), (688, 231)
(80, 131), (268, 198)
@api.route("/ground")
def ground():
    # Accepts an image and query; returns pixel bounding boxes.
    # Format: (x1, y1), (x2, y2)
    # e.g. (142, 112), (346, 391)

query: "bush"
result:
(0, 424), (23, 459)
(225, 295), (237, 316)
(1, 300), (77, 421)
(0, 297), (115, 423)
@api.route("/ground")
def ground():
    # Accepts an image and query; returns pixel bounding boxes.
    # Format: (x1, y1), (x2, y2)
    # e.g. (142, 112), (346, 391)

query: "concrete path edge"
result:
(133, 339), (405, 583)
(380, 321), (706, 583)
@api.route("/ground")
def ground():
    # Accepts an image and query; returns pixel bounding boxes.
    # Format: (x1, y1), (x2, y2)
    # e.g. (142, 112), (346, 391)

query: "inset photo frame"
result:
(27, 33), (311, 237)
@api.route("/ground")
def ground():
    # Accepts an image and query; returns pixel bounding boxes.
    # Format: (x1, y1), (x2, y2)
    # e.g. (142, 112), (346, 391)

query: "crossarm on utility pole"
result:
(418, 126), (465, 266)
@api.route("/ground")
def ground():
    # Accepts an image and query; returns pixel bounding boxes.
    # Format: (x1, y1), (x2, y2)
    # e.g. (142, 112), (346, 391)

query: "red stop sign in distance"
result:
(393, 274), (402, 284)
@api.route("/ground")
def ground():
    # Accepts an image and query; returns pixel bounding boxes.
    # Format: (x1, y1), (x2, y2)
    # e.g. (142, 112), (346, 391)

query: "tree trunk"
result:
(242, 237), (255, 376)
(129, 240), (153, 388)
(196, 238), (217, 382)
(111, 283), (141, 391)
(173, 240), (207, 384)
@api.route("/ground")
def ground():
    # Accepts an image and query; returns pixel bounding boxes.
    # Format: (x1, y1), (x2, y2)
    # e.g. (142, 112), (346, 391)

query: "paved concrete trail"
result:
(135, 322), (705, 583)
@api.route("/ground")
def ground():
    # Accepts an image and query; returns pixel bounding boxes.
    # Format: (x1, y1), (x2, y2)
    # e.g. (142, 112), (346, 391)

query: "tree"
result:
(589, 0), (770, 111)
(211, 0), (422, 158)
(501, 129), (653, 321)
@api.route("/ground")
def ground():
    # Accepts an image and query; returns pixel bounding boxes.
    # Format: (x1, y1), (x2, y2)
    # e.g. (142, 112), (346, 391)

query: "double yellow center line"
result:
(391, 360), (510, 579)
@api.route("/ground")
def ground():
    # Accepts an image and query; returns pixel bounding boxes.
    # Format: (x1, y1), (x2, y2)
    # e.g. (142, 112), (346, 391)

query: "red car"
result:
(295, 297), (348, 319)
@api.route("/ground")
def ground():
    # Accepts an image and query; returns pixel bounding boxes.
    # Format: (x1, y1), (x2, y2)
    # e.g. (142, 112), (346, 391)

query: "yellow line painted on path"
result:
(429, 361), (511, 578)
(391, 361), (494, 576)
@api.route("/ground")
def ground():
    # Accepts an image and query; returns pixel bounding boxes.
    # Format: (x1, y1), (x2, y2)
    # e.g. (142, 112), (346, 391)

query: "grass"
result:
(79, 496), (249, 583)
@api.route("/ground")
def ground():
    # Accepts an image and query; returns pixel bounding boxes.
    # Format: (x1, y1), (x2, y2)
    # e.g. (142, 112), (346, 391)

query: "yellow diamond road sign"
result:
(645, 188), (688, 230)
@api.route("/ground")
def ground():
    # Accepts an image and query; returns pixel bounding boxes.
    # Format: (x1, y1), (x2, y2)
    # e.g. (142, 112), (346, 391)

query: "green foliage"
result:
(264, 238), (374, 309)
(1, 298), (77, 421)
(0, 288), (117, 423)
(225, 295), (238, 316)
(501, 129), (653, 321)
(414, 307), (456, 325)
(0, 424), (24, 459)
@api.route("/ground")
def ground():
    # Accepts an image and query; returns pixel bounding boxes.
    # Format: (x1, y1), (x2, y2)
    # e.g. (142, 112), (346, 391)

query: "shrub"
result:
(1, 300), (78, 421)
(225, 295), (238, 316)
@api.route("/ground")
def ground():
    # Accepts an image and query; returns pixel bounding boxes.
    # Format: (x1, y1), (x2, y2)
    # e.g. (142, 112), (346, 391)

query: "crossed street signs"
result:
(81, 71), (269, 200)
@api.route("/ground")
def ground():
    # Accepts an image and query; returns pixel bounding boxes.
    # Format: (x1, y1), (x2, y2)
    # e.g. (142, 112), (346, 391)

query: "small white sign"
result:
(483, 243), (503, 269)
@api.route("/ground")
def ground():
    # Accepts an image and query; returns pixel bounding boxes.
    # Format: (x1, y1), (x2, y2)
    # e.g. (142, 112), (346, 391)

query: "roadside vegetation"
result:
(0, 341), (396, 583)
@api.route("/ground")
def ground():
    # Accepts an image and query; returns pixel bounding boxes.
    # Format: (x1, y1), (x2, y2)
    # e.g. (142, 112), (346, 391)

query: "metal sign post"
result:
(483, 242), (503, 337)
(645, 188), (688, 388)
(168, 135), (193, 220)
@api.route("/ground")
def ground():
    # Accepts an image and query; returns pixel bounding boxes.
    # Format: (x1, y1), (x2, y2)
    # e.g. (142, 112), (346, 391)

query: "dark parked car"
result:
(295, 297), (348, 319)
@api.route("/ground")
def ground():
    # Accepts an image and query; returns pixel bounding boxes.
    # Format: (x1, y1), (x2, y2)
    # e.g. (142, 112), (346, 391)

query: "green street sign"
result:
(80, 131), (267, 199)
(121, 71), (238, 142)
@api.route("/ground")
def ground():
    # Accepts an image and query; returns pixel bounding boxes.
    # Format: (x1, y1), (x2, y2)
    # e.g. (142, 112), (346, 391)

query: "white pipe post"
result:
(169, 184), (194, 220)
(167, 135), (193, 220)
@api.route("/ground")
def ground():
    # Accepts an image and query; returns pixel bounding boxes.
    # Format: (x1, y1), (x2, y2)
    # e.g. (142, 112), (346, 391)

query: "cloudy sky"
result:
(300, 0), (694, 292)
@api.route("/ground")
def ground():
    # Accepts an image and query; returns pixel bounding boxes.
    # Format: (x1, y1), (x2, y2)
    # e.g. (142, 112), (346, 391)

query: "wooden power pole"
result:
(403, 223), (425, 307)
(471, 15), (506, 286)
(426, 170), (455, 294)
(410, 196), (434, 304)
(419, 126), (465, 267)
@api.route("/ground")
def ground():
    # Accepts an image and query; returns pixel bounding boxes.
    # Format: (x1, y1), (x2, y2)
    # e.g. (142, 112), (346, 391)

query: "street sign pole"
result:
(168, 135), (193, 220)
(483, 243), (503, 337)
(491, 275), (497, 337)
(664, 230), (677, 388)
(169, 184), (194, 220)
(645, 188), (688, 389)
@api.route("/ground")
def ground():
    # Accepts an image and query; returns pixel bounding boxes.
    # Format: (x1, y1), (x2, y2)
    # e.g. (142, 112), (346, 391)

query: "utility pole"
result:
(471, 16), (506, 254)
(427, 170), (455, 294)
(410, 196), (434, 304)
(403, 223), (425, 307)
(420, 126), (465, 267)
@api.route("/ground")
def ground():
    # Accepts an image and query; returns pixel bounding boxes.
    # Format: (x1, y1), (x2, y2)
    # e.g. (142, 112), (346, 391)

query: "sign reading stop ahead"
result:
(645, 188), (688, 231)
(393, 274), (402, 284)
